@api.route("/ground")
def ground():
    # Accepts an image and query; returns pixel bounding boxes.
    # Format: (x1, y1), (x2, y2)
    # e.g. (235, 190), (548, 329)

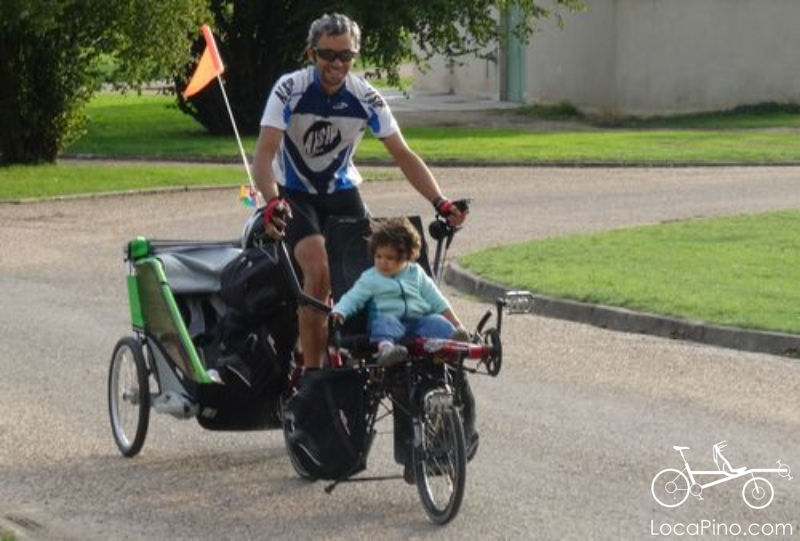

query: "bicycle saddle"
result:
(713, 442), (746, 475)
(673, 446), (690, 451)
(717, 453), (746, 475)
(724, 465), (747, 475)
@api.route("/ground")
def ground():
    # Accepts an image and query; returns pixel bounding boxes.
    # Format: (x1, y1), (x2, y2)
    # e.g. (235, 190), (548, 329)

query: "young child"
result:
(331, 217), (469, 367)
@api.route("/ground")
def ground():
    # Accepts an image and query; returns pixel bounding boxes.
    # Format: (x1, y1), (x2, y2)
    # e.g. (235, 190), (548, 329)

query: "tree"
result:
(177, 0), (583, 136)
(0, 0), (207, 165)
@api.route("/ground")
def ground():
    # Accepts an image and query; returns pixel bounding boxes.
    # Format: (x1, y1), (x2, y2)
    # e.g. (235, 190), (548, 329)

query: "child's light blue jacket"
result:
(333, 262), (450, 323)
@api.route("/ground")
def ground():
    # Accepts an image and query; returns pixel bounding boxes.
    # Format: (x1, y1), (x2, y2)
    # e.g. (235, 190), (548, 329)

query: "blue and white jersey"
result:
(260, 66), (399, 194)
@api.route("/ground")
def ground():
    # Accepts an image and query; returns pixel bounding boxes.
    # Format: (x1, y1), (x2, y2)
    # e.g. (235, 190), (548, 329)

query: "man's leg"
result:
(293, 234), (330, 369)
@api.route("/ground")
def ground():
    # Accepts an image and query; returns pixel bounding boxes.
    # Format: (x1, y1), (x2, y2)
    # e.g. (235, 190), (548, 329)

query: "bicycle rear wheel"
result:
(651, 469), (690, 507)
(412, 388), (466, 525)
(108, 336), (150, 457)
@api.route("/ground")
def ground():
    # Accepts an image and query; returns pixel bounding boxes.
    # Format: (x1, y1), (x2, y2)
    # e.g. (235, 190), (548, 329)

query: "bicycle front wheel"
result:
(412, 388), (466, 525)
(651, 469), (690, 508)
(743, 477), (774, 509)
(108, 336), (150, 457)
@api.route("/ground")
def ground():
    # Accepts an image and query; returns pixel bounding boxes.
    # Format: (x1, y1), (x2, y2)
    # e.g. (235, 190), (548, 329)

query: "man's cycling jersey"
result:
(260, 66), (399, 195)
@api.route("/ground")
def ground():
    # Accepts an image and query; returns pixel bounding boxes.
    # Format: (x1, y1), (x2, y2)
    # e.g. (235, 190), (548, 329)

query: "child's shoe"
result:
(376, 343), (408, 367)
(450, 328), (471, 342)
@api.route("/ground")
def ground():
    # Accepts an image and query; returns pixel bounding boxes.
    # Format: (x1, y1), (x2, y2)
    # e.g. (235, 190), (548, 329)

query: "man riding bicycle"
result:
(252, 13), (467, 372)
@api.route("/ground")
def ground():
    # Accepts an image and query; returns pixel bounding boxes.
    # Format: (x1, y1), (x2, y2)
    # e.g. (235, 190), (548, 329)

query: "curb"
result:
(0, 183), (238, 205)
(59, 154), (800, 169)
(444, 262), (800, 359)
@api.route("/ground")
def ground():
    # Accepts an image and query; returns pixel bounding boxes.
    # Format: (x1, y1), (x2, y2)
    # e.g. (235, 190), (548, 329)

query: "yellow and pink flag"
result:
(239, 185), (258, 208)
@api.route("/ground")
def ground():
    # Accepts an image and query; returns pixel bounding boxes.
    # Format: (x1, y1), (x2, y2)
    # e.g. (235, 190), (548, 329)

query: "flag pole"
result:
(184, 24), (261, 208)
(215, 74), (259, 204)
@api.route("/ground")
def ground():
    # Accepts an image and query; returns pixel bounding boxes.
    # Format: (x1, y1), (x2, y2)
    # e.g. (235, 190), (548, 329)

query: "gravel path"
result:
(2, 165), (800, 540)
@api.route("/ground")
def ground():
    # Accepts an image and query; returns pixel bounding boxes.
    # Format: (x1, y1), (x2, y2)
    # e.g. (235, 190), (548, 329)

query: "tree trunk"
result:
(176, 0), (310, 136)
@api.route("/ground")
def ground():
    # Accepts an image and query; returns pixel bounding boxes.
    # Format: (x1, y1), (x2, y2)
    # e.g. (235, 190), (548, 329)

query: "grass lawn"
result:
(0, 162), (244, 200)
(63, 94), (800, 165)
(5, 93), (800, 335)
(461, 210), (800, 334)
(0, 162), (402, 200)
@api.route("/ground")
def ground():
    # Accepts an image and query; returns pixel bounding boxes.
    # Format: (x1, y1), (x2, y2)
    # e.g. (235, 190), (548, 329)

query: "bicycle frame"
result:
(652, 445), (792, 510)
(674, 447), (788, 495)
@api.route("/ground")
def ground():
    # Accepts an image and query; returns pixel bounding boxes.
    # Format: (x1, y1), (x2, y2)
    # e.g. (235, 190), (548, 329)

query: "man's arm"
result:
(252, 126), (283, 201)
(381, 131), (466, 225)
(381, 131), (441, 202)
(252, 126), (289, 238)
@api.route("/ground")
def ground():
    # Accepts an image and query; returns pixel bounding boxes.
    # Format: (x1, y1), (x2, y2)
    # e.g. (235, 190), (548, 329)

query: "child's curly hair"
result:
(368, 217), (421, 262)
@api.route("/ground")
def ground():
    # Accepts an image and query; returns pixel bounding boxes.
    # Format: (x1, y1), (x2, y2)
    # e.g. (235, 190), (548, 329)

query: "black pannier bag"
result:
(287, 368), (369, 480)
(219, 244), (293, 318)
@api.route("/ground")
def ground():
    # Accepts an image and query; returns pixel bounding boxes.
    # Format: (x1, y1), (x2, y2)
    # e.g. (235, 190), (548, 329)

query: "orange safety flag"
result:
(183, 25), (225, 98)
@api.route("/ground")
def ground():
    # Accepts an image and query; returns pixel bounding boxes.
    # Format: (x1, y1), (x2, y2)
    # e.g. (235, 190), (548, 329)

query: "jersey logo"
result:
(364, 90), (385, 109)
(275, 79), (295, 105)
(303, 121), (343, 157)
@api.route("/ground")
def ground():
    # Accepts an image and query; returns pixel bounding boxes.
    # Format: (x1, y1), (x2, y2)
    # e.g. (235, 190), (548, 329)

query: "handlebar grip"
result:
(273, 203), (289, 221)
(263, 197), (292, 233)
(433, 196), (471, 218)
(453, 198), (471, 213)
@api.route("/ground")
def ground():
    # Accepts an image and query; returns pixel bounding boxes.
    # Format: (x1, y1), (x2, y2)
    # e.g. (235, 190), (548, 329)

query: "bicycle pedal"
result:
(503, 291), (535, 314)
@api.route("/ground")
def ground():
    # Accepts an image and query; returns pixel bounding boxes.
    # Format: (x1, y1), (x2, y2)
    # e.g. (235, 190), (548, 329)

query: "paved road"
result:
(1, 166), (800, 539)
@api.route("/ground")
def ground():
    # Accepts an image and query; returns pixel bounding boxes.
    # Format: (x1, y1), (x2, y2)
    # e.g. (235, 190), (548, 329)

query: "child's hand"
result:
(331, 312), (345, 326)
(451, 326), (471, 342)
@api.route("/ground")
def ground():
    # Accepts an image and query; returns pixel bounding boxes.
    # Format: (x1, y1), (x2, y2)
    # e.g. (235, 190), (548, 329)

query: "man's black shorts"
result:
(280, 187), (368, 247)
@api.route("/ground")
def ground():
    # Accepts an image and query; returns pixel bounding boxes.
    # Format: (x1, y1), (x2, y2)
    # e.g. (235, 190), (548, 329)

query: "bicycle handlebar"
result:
(429, 198), (471, 240)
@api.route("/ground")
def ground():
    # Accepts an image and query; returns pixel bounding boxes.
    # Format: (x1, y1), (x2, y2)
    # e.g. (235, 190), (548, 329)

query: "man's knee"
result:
(294, 237), (330, 298)
(303, 267), (330, 299)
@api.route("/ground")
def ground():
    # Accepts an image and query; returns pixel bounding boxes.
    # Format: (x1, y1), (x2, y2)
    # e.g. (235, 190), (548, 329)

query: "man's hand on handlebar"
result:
(263, 196), (292, 240)
(432, 197), (470, 227)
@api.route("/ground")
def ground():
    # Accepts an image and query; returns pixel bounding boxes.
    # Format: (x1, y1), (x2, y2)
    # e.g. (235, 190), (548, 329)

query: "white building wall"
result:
(414, 49), (502, 99)
(526, 0), (617, 113)
(414, 0), (800, 116)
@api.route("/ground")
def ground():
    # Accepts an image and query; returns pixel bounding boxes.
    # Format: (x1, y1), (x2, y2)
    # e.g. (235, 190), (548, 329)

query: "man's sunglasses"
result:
(314, 48), (358, 63)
